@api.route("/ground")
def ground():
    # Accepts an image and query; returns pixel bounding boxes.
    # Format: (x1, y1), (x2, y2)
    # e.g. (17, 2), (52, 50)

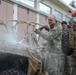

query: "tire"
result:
(0, 69), (26, 75)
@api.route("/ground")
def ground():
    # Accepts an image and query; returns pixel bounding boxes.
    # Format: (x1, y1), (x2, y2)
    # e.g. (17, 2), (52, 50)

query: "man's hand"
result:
(34, 29), (40, 34)
(34, 25), (50, 34)
(44, 26), (50, 31)
(38, 26), (45, 31)
(34, 26), (45, 34)
(38, 25), (50, 31)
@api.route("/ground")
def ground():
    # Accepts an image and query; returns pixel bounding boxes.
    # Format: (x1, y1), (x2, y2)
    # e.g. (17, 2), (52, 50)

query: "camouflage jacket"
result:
(69, 29), (76, 57)
(36, 23), (62, 54)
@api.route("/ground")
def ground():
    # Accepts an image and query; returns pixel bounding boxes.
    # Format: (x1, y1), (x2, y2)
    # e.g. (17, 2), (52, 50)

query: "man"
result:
(61, 21), (67, 29)
(35, 15), (63, 75)
(61, 21), (70, 55)
(69, 10), (76, 17)
(61, 21), (70, 75)
(72, 18), (76, 31)
(69, 17), (76, 75)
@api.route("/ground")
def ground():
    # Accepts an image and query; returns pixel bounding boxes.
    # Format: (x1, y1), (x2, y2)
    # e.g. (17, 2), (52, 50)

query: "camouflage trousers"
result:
(63, 55), (70, 75)
(47, 53), (64, 75)
(68, 56), (76, 75)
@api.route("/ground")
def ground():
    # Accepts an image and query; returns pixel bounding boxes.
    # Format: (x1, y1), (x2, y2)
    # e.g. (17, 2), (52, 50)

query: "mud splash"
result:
(0, 19), (43, 75)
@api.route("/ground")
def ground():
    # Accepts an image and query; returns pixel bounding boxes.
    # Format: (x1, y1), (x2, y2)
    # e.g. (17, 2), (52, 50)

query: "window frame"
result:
(54, 10), (63, 22)
(39, 2), (52, 15)
(15, 0), (35, 7)
(65, 15), (70, 24)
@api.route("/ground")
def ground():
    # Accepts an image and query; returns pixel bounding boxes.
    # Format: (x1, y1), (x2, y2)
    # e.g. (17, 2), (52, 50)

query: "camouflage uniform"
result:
(61, 28), (70, 75)
(35, 22), (64, 75)
(69, 29), (76, 75)
(66, 17), (76, 75)
(70, 55), (76, 75)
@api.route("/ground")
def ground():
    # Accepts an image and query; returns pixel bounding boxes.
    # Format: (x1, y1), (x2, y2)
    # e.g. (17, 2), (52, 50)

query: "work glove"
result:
(38, 26), (45, 31)
(34, 26), (45, 34)
(38, 25), (49, 31)
(34, 29), (40, 34)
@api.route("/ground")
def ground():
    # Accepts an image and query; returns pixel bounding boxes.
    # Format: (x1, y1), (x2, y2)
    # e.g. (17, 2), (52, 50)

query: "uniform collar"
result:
(50, 22), (57, 29)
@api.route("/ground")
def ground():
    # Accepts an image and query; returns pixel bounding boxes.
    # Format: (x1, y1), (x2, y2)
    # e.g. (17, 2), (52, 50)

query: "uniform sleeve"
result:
(36, 26), (61, 41)
(44, 25), (50, 31)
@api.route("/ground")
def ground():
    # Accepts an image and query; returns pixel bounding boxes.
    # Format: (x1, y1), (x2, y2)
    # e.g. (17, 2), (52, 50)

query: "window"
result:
(39, 3), (51, 15)
(16, 0), (35, 7)
(65, 16), (70, 24)
(54, 10), (63, 22)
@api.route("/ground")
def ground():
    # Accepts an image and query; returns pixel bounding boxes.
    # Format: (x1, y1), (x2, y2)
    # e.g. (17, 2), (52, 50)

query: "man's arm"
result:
(38, 25), (50, 31)
(35, 26), (61, 41)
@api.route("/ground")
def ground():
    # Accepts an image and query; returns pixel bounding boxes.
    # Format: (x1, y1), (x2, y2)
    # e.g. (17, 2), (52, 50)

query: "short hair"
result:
(61, 21), (67, 25)
(48, 15), (57, 21)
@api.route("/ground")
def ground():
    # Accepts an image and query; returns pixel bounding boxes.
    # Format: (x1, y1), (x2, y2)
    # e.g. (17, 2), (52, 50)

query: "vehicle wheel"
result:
(0, 69), (26, 75)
